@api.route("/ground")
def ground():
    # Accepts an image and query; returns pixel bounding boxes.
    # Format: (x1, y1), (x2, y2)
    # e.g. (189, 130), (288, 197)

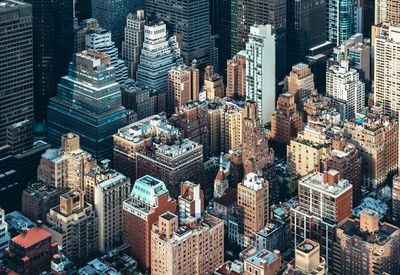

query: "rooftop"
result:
(245, 249), (278, 268)
(214, 188), (237, 207)
(156, 139), (201, 158)
(299, 172), (352, 198)
(130, 175), (169, 207)
(0, 0), (30, 9)
(161, 212), (176, 221)
(12, 227), (51, 248)
(241, 173), (266, 191)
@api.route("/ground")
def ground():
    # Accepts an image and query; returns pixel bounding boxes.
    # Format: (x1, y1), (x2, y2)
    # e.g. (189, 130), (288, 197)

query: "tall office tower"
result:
(123, 176), (176, 270)
(113, 115), (181, 181)
(271, 94), (302, 145)
(171, 101), (210, 156)
(393, 176), (400, 220)
(333, 33), (371, 85)
(333, 209), (400, 275)
(91, 0), (140, 50)
(343, 108), (398, 189)
(85, 28), (128, 84)
(136, 139), (203, 198)
(122, 10), (145, 80)
(151, 212), (224, 275)
(237, 0), (286, 80)
(203, 65), (225, 100)
(285, 63), (315, 105)
(84, 168), (130, 253)
(47, 51), (128, 160)
(375, 25), (400, 115)
(283, 239), (327, 274)
(168, 64), (200, 113)
(121, 79), (166, 120)
(326, 62), (365, 120)
(291, 170), (353, 270)
(22, 182), (61, 222)
(178, 181), (204, 223)
(136, 22), (183, 93)
(6, 227), (58, 274)
(246, 25), (276, 123)
(286, 0), (326, 67)
(37, 133), (97, 189)
(326, 0), (356, 45)
(43, 189), (98, 259)
(237, 172), (269, 247)
(201, 99), (244, 154)
(375, 0), (387, 24)
(241, 101), (274, 176)
(0, 0), (33, 151)
(74, 18), (99, 52)
(323, 137), (362, 205)
(146, 0), (218, 69)
(306, 54), (328, 94)
(226, 51), (246, 101)
(287, 125), (331, 177)
(386, 0), (400, 22)
(27, 0), (73, 127)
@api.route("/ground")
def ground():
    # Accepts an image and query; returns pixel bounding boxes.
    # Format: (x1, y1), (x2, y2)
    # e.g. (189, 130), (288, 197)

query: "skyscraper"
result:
(146, 0), (218, 68)
(0, 0), (33, 151)
(136, 22), (183, 93)
(237, 0), (286, 80)
(121, 10), (145, 80)
(226, 51), (246, 101)
(27, 0), (73, 127)
(85, 27), (128, 83)
(91, 0), (142, 49)
(203, 65), (225, 100)
(286, 0), (326, 67)
(47, 50), (128, 160)
(375, 25), (400, 116)
(326, 0), (356, 45)
(245, 25), (276, 123)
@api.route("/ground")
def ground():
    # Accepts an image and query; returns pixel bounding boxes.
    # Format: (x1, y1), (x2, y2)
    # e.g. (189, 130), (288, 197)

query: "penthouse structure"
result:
(123, 176), (176, 270)
(171, 101), (210, 156)
(343, 109), (398, 188)
(151, 212), (224, 274)
(136, 138), (203, 198)
(237, 173), (270, 247)
(283, 239), (327, 274)
(43, 190), (98, 259)
(333, 209), (400, 275)
(287, 126), (331, 177)
(113, 115), (180, 181)
(84, 168), (131, 253)
(291, 170), (353, 269)
(271, 93), (302, 145)
(243, 249), (281, 275)
(168, 64), (200, 113)
(37, 133), (97, 189)
(120, 79), (166, 121)
(226, 51), (246, 101)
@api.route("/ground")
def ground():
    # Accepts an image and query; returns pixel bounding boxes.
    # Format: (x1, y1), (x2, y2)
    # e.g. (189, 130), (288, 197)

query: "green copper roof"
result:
(130, 175), (169, 207)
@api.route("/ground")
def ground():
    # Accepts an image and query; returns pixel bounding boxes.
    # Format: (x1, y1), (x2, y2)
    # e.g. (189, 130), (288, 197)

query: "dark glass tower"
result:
(237, 0), (287, 81)
(26, 0), (73, 130)
(0, 0), (34, 151)
(287, 0), (326, 68)
(47, 50), (128, 160)
(147, 0), (218, 69)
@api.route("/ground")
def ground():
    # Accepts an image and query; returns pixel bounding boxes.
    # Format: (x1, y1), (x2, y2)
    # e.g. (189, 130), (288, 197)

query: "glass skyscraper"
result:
(47, 50), (128, 160)
(327, 0), (356, 45)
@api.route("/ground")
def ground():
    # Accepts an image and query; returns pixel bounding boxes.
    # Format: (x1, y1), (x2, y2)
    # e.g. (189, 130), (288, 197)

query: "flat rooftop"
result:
(157, 139), (201, 158)
(245, 249), (278, 268)
(299, 172), (352, 198)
